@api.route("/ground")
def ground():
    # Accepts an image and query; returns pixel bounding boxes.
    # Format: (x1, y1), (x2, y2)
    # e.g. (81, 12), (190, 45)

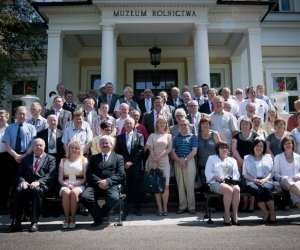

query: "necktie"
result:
(192, 115), (196, 125)
(32, 119), (36, 126)
(15, 123), (22, 153)
(197, 99), (201, 106)
(107, 95), (111, 106)
(126, 133), (132, 153)
(33, 156), (40, 172)
(174, 99), (177, 108)
(211, 102), (214, 112)
(156, 112), (160, 119)
(103, 154), (107, 163)
(49, 131), (56, 150)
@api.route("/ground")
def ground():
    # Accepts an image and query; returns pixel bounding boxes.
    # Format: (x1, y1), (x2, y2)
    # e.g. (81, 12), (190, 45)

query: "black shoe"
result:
(29, 223), (38, 233)
(10, 223), (22, 232)
(223, 221), (232, 226)
(91, 220), (102, 227)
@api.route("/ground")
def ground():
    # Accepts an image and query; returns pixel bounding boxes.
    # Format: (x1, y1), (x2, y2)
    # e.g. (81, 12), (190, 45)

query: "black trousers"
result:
(80, 185), (119, 222)
(0, 152), (11, 207)
(14, 186), (45, 223)
(125, 165), (142, 209)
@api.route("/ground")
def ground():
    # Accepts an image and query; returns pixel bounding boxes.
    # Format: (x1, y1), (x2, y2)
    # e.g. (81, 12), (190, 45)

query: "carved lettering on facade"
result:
(113, 10), (196, 17)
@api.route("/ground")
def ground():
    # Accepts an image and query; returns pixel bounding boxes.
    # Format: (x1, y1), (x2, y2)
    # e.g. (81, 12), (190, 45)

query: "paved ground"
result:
(0, 210), (299, 250)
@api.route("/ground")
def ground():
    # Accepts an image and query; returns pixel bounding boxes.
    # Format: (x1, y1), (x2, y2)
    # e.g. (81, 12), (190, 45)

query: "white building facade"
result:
(6, 0), (300, 113)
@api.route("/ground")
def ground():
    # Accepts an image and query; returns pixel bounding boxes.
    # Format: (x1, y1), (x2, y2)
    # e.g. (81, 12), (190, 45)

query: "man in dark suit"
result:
(36, 114), (65, 196)
(115, 117), (144, 215)
(11, 138), (56, 232)
(138, 88), (154, 115)
(142, 96), (174, 134)
(80, 135), (125, 226)
(44, 96), (72, 130)
(166, 87), (183, 108)
(97, 82), (120, 116)
(63, 90), (77, 114)
(199, 88), (217, 114)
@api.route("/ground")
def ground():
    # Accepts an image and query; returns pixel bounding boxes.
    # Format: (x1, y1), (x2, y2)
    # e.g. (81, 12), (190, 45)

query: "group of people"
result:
(1, 81), (300, 232)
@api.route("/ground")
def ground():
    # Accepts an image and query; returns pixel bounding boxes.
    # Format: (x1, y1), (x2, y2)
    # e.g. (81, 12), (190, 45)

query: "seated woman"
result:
(58, 140), (87, 229)
(205, 141), (240, 226)
(243, 139), (276, 224)
(274, 136), (300, 213)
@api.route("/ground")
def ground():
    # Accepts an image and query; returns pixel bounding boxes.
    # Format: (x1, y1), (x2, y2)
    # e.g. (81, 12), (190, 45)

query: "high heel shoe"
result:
(260, 215), (270, 225)
(223, 216), (232, 226)
(230, 215), (240, 226)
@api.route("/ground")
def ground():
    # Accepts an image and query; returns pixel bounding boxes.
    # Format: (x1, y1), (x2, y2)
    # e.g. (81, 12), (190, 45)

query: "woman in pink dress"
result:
(58, 140), (87, 229)
(146, 116), (172, 216)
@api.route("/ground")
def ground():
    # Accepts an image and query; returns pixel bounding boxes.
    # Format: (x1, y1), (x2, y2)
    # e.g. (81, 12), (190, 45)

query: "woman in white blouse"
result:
(274, 136), (300, 211)
(205, 141), (240, 226)
(243, 139), (276, 224)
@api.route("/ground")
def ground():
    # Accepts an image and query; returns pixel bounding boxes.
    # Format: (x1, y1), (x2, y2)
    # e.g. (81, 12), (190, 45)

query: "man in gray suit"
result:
(97, 82), (120, 116)
(45, 96), (72, 130)
(142, 96), (174, 134)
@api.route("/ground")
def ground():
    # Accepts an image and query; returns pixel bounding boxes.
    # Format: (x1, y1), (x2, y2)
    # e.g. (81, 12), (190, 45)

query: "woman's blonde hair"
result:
(66, 140), (83, 159)
(155, 116), (170, 134)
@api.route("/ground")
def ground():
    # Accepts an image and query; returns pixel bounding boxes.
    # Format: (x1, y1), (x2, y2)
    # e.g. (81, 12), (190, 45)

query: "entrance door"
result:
(134, 70), (178, 98)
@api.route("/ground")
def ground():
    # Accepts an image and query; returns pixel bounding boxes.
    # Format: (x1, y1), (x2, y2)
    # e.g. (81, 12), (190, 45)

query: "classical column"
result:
(101, 24), (115, 86)
(246, 28), (264, 85)
(194, 23), (210, 86)
(46, 30), (63, 97)
(231, 56), (242, 91)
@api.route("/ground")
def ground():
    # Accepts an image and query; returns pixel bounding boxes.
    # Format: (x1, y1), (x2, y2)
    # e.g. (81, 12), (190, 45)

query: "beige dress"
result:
(146, 133), (171, 185)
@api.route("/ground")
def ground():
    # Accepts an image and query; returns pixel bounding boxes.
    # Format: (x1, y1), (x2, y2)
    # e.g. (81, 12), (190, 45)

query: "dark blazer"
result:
(63, 102), (77, 113)
(44, 109), (72, 130)
(199, 100), (213, 115)
(176, 103), (189, 113)
(16, 153), (56, 191)
(98, 93), (120, 115)
(36, 128), (65, 160)
(166, 98), (183, 108)
(115, 132), (144, 170)
(86, 153), (125, 189)
(138, 98), (154, 115)
(142, 110), (174, 135)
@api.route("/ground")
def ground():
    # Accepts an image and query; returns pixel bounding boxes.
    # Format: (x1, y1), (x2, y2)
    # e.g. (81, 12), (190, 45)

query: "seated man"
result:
(80, 135), (125, 227)
(11, 138), (56, 232)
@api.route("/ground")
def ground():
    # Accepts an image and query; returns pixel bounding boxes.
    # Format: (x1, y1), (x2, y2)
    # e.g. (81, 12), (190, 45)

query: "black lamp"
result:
(149, 45), (161, 68)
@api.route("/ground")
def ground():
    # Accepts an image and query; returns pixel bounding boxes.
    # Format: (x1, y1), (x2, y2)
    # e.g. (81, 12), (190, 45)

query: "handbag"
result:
(142, 168), (166, 193)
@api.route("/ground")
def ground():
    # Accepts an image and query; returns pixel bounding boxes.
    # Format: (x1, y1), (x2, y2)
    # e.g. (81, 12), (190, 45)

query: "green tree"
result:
(0, 0), (47, 104)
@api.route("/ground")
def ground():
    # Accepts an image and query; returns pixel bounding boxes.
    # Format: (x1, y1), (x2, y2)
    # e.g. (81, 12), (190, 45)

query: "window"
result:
(272, 74), (299, 113)
(91, 74), (101, 89)
(134, 70), (177, 97)
(12, 80), (37, 95)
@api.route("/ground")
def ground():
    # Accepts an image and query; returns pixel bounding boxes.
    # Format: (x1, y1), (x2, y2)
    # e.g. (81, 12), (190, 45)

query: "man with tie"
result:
(115, 117), (144, 215)
(187, 100), (204, 135)
(83, 97), (98, 128)
(177, 91), (192, 113)
(10, 138), (56, 232)
(44, 96), (72, 130)
(166, 87), (182, 108)
(199, 88), (217, 114)
(63, 90), (77, 114)
(138, 88), (154, 115)
(142, 96), (174, 135)
(80, 135), (125, 226)
(97, 82), (120, 116)
(192, 84), (204, 107)
(36, 115), (65, 196)
(3, 106), (36, 212)
(27, 102), (48, 133)
(201, 83), (209, 99)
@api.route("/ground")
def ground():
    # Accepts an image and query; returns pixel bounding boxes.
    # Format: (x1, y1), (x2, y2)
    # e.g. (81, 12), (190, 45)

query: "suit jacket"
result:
(83, 110), (98, 128)
(45, 109), (72, 130)
(17, 153), (56, 191)
(115, 132), (144, 170)
(142, 110), (174, 135)
(63, 102), (77, 113)
(199, 100), (213, 114)
(176, 103), (189, 113)
(86, 153), (125, 189)
(98, 93), (120, 115)
(138, 98), (154, 115)
(36, 128), (65, 160)
(166, 98), (183, 108)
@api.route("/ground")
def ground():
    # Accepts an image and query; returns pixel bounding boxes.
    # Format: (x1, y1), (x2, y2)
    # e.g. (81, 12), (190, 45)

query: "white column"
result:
(101, 24), (115, 86)
(186, 56), (195, 86)
(231, 56), (242, 91)
(246, 28), (264, 85)
(46, 30), (63, 96)
(112, 31), (118, 85)
(194, 23), (210, 86)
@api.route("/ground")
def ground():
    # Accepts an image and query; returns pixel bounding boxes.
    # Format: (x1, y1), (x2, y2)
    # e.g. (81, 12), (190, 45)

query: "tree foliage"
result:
(0, 0), (47, 102)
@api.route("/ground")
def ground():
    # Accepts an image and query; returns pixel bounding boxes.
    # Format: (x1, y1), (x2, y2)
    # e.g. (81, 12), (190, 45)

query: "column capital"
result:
(230, 56), (242, 63)
(100, 23), (115, 31)
(194, 23), (209, 30)
(247, 27), (262, 36)
(47, 30), (63, 37)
